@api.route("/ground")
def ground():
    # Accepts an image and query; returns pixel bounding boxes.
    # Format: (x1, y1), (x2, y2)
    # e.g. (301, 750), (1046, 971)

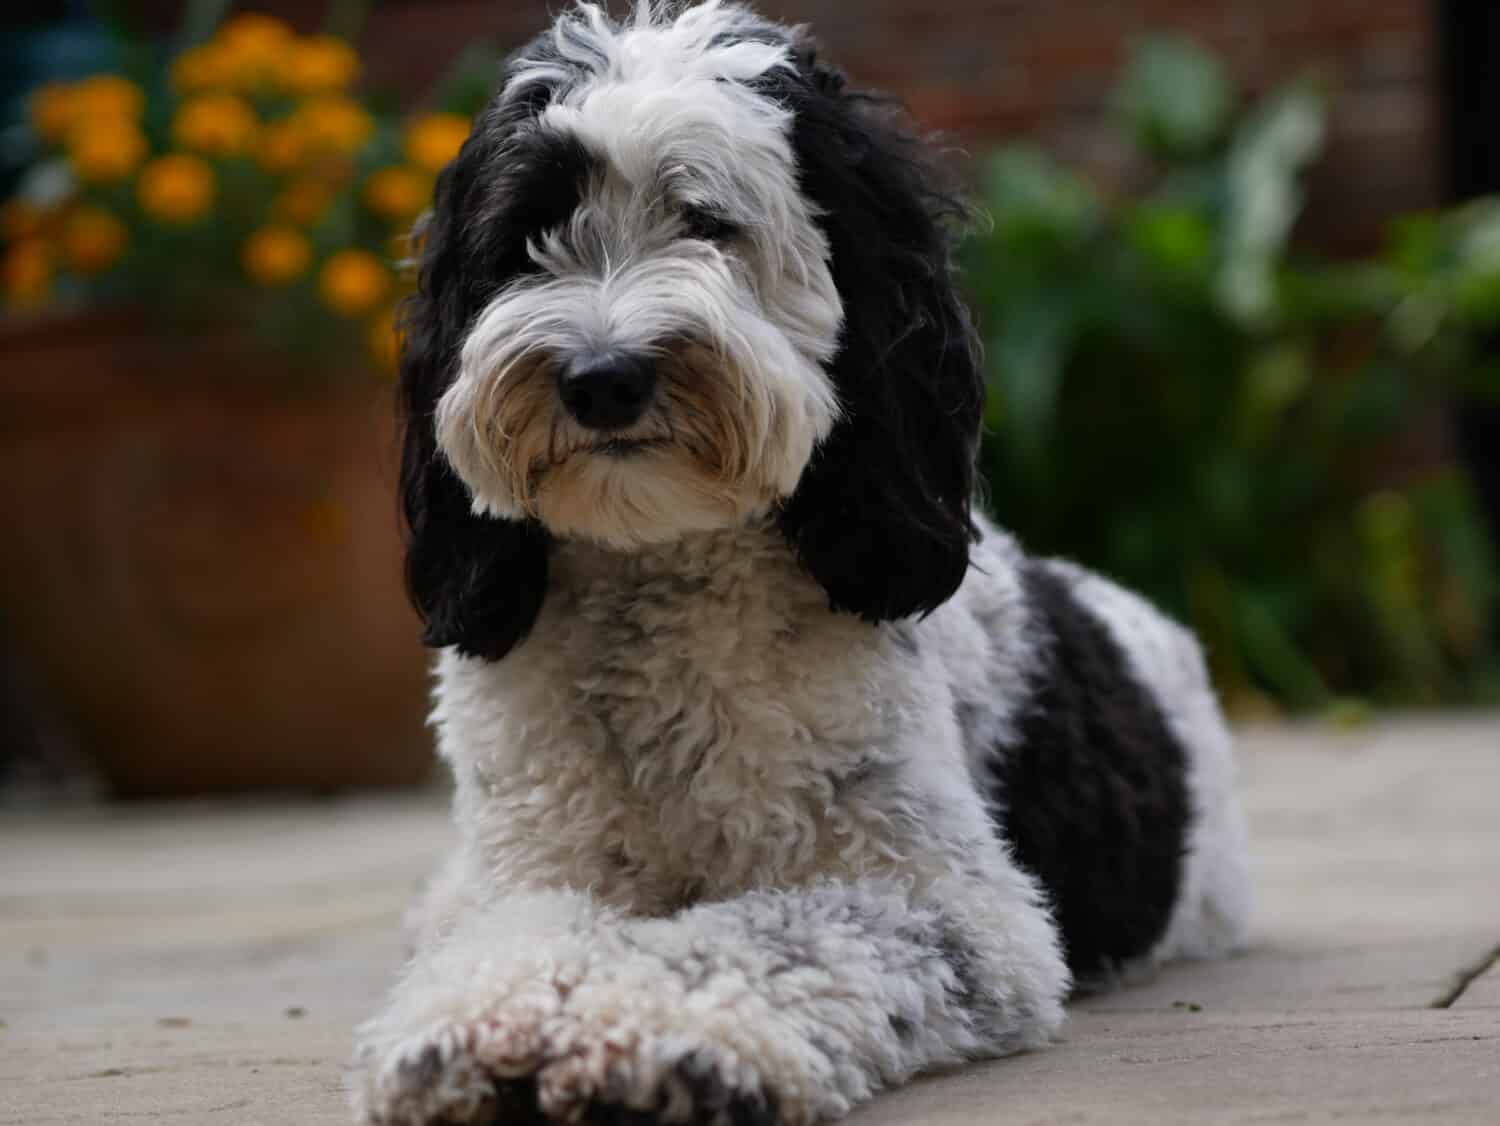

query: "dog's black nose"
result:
(558, 352), (657, 431)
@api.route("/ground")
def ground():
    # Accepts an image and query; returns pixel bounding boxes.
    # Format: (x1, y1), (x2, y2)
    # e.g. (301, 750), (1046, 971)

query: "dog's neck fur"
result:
(437, 516), (942, 910)
(545, 515), (819, 621)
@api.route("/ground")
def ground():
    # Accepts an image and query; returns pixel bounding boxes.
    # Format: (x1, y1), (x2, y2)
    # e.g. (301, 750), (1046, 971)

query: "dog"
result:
(350, 3), (1252, 1123)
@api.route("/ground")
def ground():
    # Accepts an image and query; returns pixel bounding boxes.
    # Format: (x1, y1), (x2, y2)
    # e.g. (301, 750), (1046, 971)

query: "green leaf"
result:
(1236, 342), (1311, 446)
(1128, 204), (1214, 282)
(986, 292), (1077, 466)
(1387, 211), (1444, 276)
(983, 147), (1101, 248)
(1116, 35), (1236, 159)
(1234, 589), (1330, 710)
(1217, 83), (1327, 327)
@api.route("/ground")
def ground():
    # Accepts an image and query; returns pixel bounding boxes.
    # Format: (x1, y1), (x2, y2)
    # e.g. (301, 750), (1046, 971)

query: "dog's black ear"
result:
(398, 92), (551, 662)
(765, 40), (985, 623)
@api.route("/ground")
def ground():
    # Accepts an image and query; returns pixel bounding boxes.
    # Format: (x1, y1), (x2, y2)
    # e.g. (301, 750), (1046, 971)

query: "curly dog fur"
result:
(351, 5), (1252, 1123)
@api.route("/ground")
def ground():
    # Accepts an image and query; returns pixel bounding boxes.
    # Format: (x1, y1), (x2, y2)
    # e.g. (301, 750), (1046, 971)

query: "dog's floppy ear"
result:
(766, 40), (984, 622)
(398, 101), (550, 662)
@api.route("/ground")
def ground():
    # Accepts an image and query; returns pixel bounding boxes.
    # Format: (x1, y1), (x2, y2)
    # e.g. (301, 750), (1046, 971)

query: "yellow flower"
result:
(71, 75), (145, 122)
(29, 82), (76, 142)
(171, 44), (232, 93)
(30, 75), (143, 144)
(62, 207), (127, 274)
(368, 304), (404, 375)
(2, 199), (45, 242)
(242, 225), (312, 284)
(173, 93), (259, 156)
(215, 13), (294, 87)
(295, 97), (374, 153)
(66, 122), (148, 184)
(137, 154), (216, 224)
(273, 178), (333, 225)
(255, 120), (307, 174)
(2, 239), (52, 306)
(363, 166), (431, 222)
(217, 12), (294, 56)
(320, 249), (390, 316)
(403, 113), (471, 172)
(281, 35), (360, 93)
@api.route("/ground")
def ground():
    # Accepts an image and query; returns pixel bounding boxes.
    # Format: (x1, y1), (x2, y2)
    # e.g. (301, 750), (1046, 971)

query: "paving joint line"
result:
(1431, 942), (1500, 1009)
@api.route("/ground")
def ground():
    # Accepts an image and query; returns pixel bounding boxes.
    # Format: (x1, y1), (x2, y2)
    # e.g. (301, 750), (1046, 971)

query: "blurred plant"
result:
(968, 35), (1500, 714)
(0, 8), (499, 383)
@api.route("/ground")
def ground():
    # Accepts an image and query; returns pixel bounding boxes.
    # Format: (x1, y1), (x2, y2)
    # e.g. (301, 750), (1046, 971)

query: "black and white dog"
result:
(352, 4), (1251, 1123)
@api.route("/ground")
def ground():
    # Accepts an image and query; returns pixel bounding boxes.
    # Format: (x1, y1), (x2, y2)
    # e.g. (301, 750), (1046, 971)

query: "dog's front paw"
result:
(352, 991), (557, 1125)
(354, 1009), (780, 1126)
(536, 1034), (777, 1126)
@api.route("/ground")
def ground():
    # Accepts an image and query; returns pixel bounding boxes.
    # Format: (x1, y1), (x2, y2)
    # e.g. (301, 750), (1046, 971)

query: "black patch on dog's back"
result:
(987, 564), (1190, 982)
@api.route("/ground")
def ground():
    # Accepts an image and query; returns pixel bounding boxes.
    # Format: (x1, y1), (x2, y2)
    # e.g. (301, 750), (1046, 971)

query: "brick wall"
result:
(353, 0), (1441, 250)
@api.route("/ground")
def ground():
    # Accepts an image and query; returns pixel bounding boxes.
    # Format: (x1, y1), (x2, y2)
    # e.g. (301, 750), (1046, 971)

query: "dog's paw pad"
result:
(356, 1013), (555, 1126)
(541, 1046), (778, 1126)
(655, 1051), (779, 1126)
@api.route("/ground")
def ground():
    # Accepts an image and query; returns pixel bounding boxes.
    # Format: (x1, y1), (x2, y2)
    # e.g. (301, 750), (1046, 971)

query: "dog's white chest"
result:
(432, 523), (932, 910)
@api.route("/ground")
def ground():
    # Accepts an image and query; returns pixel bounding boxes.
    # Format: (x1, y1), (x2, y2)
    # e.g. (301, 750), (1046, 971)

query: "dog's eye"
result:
(681, 205), (740, 244)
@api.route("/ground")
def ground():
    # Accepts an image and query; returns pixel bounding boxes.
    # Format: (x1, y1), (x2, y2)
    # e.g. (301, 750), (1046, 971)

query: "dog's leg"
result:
(351, 886), (610, 1125)
(351, 870), (1066, 1126)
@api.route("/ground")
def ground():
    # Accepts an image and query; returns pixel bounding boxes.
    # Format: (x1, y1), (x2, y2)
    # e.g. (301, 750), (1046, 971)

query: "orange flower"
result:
(66, 122), (149, 184)
(242, 226), (313, 284)
(319, 249), (390, 316)
(363, 166), (431, 222)
(29, 82), (76, 142)
(2, 199), (46, 242)
(256, 120), (307, 174)
(215, 13), (295, 87)
(217, 12), (294, 56)
(31, 75), (143, 143)
(294, 97), (374, 153)
(173, 93), (259, 156)
(137, 154), (216, 224)
(273, 178), (334, 225)
(281, 35), (361, 93)
(171, 44), (232, 93)
(70, 75), (145, 122)
(403, 113), (471, 172)
(2, 239), (52, 306)
(62, 207), (128, 274)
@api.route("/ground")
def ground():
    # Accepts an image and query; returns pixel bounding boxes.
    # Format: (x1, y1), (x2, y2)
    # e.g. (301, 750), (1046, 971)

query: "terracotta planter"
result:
(0, 312), (435, 796)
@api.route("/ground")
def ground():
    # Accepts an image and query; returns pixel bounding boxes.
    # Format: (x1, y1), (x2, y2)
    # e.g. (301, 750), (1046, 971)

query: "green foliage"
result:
(966, 37), (1500, 714)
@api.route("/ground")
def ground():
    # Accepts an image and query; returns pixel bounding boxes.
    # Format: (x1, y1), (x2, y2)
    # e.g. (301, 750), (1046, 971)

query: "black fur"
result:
(398, 49), (596, 661)
(757, 41), (986, 623)
(989, 563), (1191, 982)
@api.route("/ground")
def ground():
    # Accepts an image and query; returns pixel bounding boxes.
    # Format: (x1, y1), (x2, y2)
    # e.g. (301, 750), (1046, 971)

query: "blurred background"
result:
(2, 0), (1497, 802)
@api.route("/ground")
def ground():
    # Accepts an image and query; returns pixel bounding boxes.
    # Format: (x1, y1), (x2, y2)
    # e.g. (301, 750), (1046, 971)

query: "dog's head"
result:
(401, 1), (983, 659)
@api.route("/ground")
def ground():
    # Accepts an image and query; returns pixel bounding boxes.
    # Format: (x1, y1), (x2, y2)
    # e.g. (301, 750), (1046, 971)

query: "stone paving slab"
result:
(2, 719), (1498, 1124)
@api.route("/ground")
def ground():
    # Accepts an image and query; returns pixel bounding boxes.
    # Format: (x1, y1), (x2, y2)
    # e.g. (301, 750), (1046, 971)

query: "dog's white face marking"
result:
(435, 2), (844, 548)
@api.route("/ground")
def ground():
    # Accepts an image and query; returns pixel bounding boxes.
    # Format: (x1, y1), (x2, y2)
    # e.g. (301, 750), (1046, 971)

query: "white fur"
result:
(440, 0), (842, 547)
(354, 520), (1072, 1125)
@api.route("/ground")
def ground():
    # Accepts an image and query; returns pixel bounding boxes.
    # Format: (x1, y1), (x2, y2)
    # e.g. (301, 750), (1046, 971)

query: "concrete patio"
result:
(3, 718), (1497, 1125)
